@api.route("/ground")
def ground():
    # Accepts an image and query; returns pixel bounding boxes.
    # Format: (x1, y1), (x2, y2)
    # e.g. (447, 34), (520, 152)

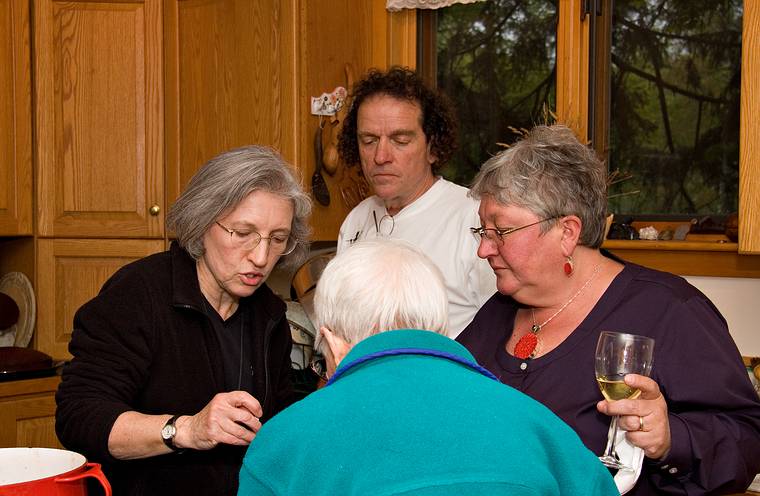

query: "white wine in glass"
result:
(597, 374), (642, 401)
(595, 331), (655, 471)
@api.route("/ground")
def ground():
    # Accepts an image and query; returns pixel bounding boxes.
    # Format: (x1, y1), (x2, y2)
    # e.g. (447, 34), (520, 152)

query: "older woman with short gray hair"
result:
(457, 124), (760, 495)
(57, 145), (311, 495)
(168, 146), (311, 267)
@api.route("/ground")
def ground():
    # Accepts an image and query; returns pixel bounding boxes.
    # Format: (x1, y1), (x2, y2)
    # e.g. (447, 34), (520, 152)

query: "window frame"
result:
(560, 0), (760, 275)
(419, 0), (760, 277)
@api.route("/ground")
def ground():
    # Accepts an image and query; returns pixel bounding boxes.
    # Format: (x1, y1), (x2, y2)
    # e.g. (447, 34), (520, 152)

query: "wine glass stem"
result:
(602, 414), (620, 459)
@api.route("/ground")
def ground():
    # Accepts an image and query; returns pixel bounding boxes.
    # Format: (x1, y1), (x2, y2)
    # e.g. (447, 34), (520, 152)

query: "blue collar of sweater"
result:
(327, 329), (496, 386)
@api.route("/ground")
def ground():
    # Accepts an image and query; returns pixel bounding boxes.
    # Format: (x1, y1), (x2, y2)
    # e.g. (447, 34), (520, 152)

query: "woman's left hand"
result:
(596, 374), (671, 460)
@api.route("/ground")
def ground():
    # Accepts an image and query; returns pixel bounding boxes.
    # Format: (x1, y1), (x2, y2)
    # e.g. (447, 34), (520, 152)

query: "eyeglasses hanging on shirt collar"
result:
(347, 210), (395, 246)
(373, 210), (394, 236)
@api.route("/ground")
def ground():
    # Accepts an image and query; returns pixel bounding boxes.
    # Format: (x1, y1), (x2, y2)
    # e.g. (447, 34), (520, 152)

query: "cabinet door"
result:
(36, 239), (165, 359)
(0, 0), (32, 235)
(0, 377), (62, 449)
(164, 0), (297, 206)
(34, 0), (164, 238)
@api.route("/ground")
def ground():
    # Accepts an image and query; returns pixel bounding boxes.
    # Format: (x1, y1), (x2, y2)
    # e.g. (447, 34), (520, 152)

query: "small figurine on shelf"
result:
(607, 216), (639, 240)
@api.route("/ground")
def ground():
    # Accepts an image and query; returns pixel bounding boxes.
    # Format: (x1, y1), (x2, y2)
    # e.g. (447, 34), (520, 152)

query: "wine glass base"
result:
(599, 455), (634, 472)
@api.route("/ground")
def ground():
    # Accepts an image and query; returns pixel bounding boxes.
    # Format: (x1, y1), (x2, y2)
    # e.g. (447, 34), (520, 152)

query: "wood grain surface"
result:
(740, 1), (760, 254)
(0, 0), (33, 235)
(34, 0), (164, 238)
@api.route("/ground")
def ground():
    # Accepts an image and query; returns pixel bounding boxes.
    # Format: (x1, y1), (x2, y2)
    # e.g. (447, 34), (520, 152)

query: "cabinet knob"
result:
(149, 205), (161, 216)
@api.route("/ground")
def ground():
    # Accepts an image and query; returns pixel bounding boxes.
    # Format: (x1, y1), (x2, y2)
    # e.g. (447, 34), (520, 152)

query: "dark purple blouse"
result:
(457, 260), (760, 495)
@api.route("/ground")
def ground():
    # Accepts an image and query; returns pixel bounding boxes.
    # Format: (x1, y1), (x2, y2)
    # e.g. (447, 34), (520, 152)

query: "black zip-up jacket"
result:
(56, 242), (294, 495)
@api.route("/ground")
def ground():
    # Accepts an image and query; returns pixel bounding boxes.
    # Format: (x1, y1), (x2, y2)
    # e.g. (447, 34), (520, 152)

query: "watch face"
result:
(161, 423), (175, 440)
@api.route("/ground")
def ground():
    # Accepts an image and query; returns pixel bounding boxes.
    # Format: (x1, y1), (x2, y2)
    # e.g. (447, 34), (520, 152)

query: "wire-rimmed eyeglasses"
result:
(309, 354), (329, 382)
(372, 210), (394, 236)
(215, 221), (297, 256)
(469, 217), (560, 245)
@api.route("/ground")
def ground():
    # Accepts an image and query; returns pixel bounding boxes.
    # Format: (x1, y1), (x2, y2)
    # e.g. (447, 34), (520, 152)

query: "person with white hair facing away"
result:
(237, 239), (618, 496)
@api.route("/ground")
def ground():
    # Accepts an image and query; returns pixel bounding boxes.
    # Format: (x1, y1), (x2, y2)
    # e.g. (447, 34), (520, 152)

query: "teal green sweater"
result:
(238, 330), (617, 495)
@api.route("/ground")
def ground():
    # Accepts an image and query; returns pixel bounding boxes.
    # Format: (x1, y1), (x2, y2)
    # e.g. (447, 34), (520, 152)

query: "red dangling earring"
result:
(563, 256), (574, 276)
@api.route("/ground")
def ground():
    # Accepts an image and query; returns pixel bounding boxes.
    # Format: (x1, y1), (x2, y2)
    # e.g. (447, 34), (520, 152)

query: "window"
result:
(594, 0), (742, 217)
(420, 0), (558, 186)
(423, 0), (742, 217)
(419, 0), (760, 262)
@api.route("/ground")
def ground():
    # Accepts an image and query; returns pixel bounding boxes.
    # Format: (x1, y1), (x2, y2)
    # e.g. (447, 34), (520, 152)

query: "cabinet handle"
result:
(149, 205), (160, 216)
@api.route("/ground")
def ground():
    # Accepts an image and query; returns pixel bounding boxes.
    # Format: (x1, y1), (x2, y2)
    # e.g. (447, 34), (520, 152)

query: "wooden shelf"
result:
(604, 240), (738, 252)
(603, 240), (760, 278)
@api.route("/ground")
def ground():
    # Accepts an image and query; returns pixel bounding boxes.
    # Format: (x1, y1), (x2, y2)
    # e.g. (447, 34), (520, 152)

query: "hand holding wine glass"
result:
(595, 331), (655, 470)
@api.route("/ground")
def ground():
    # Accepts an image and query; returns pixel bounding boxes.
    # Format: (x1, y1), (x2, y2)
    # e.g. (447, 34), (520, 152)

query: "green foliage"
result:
(436, 0), (558, 186)
(433, 0), (741, 216)
(608, 0), (741, 215)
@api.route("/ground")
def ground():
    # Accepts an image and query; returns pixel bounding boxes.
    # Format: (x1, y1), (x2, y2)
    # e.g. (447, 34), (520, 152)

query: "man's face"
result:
(356, 94), (437, 214)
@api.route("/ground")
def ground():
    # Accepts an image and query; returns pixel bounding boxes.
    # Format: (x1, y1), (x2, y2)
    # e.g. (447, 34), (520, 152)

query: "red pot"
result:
(0, 447), (111, 495)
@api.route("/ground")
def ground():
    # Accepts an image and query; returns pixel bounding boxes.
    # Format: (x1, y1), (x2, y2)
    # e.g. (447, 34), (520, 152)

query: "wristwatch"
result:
(161, 414), (183, 452)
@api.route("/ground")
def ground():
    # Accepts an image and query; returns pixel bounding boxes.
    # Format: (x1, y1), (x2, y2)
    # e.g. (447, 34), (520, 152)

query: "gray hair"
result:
(470, 124), (607, 248)
(166, 145), (312, 268)
(313, 239), (448, 355)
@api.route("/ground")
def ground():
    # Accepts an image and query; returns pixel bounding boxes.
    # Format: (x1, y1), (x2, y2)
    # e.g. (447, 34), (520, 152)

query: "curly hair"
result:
(337, 66), (458, 171)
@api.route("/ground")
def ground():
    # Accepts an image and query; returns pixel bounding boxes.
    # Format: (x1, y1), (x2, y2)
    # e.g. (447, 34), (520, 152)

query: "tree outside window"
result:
(605, 0), (741, 216)
(428, 0), (557, 186)
(424, 0), (741, 219)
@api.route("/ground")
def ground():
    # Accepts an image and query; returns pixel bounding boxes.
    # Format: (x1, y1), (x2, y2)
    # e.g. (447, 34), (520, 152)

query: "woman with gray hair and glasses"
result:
(237, 239), (618, 495)
(457, 124), (760, 495)
(56, 145), (311, 496)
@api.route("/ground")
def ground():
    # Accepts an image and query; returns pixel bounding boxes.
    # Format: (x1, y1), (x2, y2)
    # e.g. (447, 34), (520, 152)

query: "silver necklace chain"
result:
(530, 264), (602, 333)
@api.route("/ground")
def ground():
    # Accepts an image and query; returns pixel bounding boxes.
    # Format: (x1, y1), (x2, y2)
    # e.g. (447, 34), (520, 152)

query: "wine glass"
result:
(595, 331), (655, 470)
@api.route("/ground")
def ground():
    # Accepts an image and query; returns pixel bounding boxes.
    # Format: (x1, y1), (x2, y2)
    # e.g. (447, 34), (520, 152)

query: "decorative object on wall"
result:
(310, 86), (347, 117)
(0, 272), (36, 348)
(312, 122), (331, 206)
(386, 0), (484, 11)
(322, 66), (354, 177)
(330, 64), (371, 208)
(309, 63), (371, 209)
(310, 85), (348, 205)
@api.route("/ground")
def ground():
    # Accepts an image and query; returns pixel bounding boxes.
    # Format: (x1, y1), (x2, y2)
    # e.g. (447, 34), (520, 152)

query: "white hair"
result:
(313, 239), (449, 354)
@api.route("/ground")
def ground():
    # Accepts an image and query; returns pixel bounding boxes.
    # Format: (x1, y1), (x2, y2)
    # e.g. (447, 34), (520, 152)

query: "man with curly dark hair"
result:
(336, 66), (494, 337)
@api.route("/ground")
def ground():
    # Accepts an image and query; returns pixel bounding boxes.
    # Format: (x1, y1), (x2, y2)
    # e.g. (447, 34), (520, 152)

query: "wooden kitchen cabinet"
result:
(34, 0), (164, 239)
(0, 0), (33, 235)
(0, 376), (62, 449)
(164, 0), (297, 207)
(3, 0), (415, 364)
(30, 0), (411, 242)
(36, 239), (165, 359)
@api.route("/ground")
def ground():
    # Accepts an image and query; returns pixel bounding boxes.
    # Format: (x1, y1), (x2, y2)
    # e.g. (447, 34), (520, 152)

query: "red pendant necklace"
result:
(513, 265), (602, 359)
